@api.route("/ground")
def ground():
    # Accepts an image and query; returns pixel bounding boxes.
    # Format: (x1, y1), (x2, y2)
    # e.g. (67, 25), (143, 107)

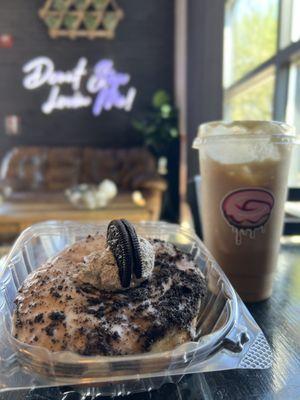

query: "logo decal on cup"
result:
(221, 188), (275, 245)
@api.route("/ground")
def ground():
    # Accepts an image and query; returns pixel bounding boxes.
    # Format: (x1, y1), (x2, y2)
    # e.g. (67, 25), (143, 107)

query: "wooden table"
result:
(0, 192), (151, 238)
(1, 240), (299, 399)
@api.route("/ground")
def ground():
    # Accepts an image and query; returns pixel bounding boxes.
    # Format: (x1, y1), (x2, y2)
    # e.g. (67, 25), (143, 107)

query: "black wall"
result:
(187, 0), (224, 178)
(0, 0), (174, 152)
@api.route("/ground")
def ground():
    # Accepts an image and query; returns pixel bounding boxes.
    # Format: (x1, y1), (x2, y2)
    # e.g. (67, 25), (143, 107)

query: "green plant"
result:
(132, 90), (178, 156)
(74, 0), (87, 10)
(64, 14), (79, 29)
(103, 12), (118, 30)
(46, 15), (62, 29)
(84, 13), (99, 30)
(93, 0), (108, 10)
(53, 0), (68, 11)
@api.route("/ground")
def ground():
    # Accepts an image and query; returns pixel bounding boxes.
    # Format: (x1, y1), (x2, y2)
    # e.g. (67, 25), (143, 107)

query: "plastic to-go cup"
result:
(193, 121), (298, 302)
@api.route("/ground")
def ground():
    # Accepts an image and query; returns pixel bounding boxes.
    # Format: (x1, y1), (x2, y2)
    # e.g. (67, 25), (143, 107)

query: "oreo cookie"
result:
(121, 219), (143, 279)
(106, 219), (143, 287)
(107, 220), (133, 288)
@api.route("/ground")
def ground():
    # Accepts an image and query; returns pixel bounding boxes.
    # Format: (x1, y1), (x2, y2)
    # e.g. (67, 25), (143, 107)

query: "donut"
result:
(221, 188), (274, 230)
(12, 234), (207, 356)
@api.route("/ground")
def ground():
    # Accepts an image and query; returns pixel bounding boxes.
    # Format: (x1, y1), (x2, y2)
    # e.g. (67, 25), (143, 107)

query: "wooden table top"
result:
(0, 192), (150, 235)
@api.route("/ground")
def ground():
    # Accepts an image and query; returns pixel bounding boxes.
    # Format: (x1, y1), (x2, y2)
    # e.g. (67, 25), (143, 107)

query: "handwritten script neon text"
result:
(22, 57), (137, 116)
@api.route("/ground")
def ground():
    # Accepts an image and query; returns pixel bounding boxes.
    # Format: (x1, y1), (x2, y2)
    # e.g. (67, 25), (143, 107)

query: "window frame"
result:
(223, 0), (300, 122)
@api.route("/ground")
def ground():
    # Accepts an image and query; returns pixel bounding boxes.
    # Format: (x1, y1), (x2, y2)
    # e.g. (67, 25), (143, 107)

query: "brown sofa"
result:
(0, 146), (167, 220)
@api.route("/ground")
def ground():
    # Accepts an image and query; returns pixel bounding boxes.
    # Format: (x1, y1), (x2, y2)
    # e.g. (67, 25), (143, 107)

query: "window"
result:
(223, 0), (300, 187)
(224, 70), (275, 120)
(224, 0), (278, 87)
(287, 60), (300, 185)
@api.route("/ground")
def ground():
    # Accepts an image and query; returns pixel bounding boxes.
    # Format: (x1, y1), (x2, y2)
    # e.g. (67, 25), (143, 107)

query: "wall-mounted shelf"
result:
(39, 0), (124, 39)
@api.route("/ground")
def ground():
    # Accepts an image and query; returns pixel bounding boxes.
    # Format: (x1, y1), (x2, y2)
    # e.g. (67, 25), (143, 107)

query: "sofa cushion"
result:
(1, 146), (164, 192)
(45, 147), (81, 190)
(46, 147), (82, 167)
(116, 148), (157, 190)
(81, 148), (121, 185)
(0, 147), (47, 190)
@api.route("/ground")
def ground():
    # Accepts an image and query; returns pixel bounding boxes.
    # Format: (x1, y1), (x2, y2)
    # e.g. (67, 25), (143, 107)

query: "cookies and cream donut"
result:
(13, 220), (207, 356)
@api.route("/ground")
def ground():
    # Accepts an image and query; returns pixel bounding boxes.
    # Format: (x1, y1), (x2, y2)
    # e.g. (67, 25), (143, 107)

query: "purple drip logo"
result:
(22, 57), (137, 116)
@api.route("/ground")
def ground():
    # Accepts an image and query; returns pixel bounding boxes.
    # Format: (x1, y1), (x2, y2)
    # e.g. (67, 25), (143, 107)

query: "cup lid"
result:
(193, 120), (298, 149)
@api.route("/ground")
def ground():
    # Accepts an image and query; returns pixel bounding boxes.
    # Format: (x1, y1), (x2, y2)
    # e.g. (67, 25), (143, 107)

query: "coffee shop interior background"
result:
(0, 0), (300, 246)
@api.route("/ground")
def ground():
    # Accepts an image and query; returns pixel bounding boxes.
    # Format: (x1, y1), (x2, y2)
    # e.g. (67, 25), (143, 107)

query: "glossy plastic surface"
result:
(0, 221), (272, 395)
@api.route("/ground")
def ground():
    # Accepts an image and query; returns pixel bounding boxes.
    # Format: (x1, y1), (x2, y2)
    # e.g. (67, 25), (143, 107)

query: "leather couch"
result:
(0, 146), (167, 220)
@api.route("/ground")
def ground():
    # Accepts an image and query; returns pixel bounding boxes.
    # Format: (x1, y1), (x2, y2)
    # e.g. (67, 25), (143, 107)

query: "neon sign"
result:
(22, 57), (137, 116)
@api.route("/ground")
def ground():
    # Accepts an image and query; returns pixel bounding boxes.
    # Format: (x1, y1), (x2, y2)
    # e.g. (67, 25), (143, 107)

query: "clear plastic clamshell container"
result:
(0, 221), (272, 396)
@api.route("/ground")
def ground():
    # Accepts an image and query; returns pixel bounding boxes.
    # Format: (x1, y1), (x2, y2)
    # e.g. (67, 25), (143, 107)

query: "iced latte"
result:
(193, 121), (297, 302)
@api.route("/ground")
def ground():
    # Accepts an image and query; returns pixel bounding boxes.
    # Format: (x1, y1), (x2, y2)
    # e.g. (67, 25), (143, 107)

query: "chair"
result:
(284, 188), (300, 235)
(187, 175), (202, 238)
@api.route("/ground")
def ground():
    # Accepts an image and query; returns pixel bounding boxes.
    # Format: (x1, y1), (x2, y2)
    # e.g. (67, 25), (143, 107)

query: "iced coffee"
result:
(193, 121), (297, 302)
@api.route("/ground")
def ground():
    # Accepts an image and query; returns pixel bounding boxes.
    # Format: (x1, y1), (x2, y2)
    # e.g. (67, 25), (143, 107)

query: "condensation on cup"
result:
(193, 121), (298, 302)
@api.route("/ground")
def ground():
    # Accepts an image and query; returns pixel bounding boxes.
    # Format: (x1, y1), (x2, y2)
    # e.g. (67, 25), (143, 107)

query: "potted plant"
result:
(132, 90), (179, 221)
